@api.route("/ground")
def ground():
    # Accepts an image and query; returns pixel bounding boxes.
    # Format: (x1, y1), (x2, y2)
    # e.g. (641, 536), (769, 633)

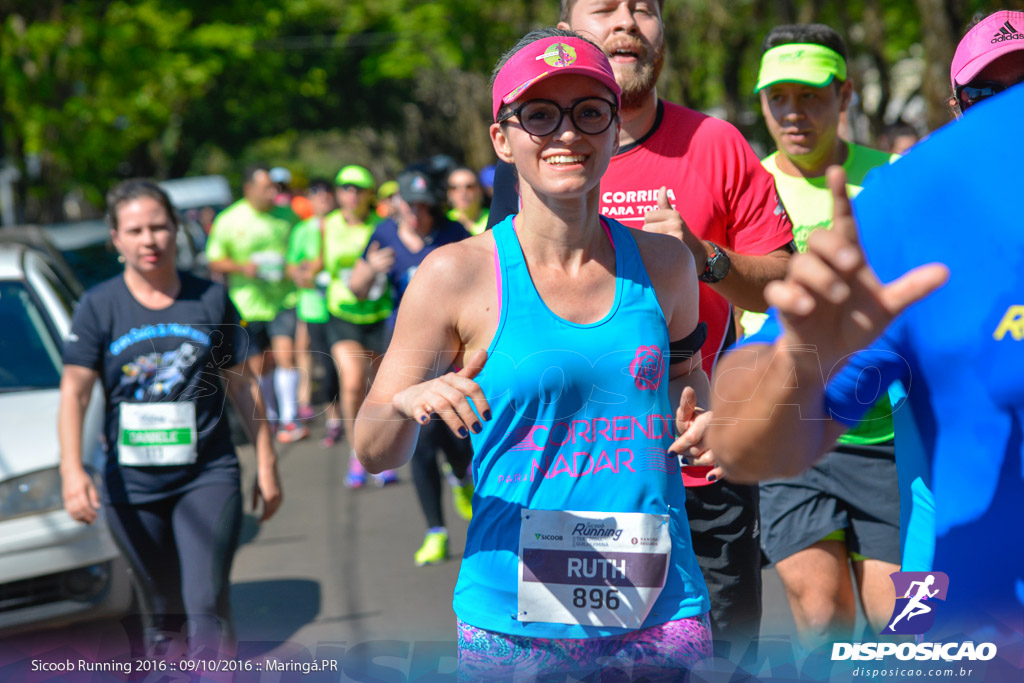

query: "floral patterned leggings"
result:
(457, 613), (713, 682)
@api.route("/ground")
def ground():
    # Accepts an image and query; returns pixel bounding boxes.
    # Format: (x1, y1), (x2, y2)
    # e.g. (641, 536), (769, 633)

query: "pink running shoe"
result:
(320, 421), (344, 448)
(297, 405), (316, 423)
(275, 421), (310, 444)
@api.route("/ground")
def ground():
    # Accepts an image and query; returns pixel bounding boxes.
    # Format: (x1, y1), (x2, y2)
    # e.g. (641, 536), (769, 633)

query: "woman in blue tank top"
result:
(355, 28), (714, 680)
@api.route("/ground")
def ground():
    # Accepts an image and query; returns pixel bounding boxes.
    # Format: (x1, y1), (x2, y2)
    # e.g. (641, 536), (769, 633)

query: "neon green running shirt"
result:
(763, 142), (898, 253)
(206, 199), (296, 322)
(447, 207), (490, 236)
(286, 216), (329, 324)
(762, 141), (899, 445)
(322, 211), (392, 324)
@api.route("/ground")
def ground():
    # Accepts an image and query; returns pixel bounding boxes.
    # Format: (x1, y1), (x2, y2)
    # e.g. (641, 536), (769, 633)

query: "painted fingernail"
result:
(483, 410), (492, 421)
(458, 426), (469, 438)
(472, 422), (482, 434)
(707, 474), (717, 482)
(420, 415), (429, 423)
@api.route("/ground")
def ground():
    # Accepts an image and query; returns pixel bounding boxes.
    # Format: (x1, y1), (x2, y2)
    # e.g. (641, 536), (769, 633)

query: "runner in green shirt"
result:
(286, 179), (344, 446)
(750, 24), (902, 648)
(207, 165), (308, 443)
(763, 143), (898, 254)
(326, 166), (396, 487)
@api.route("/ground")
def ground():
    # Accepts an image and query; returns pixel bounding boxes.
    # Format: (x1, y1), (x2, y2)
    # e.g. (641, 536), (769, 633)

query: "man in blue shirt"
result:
(709, 82), (1023, 672)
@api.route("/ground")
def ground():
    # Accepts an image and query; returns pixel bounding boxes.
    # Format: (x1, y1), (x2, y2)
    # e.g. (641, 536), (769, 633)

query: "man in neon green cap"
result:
(754, 26), (898, 252)
(751, 23), (901, 650)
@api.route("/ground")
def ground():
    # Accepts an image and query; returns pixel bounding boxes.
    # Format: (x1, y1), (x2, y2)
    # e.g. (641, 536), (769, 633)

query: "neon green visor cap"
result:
(335, 165), (375, 190)
(754, 43), (847, 93)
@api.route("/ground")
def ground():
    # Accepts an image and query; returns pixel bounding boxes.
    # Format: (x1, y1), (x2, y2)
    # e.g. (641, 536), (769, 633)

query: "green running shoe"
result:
(451, 480), (474, 521)
(414, 529), (449, 567)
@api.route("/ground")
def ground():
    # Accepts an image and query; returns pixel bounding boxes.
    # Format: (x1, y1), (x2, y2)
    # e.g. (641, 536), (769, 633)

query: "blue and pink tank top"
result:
(453, 215), (709, 638)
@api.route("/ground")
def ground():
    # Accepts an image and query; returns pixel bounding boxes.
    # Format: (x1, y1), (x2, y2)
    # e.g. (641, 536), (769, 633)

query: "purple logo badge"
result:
(881, 571), (949, 635)
(630, 345), (665, 391)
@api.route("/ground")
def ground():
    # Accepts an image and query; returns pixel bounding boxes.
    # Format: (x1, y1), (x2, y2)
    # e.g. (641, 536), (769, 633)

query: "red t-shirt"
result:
(602, 101), (791, 370)
(601, 101), (793, 485)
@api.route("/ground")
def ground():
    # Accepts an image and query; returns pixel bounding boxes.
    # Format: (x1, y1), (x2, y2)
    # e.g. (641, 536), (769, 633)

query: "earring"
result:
(118, 254), (126, 264)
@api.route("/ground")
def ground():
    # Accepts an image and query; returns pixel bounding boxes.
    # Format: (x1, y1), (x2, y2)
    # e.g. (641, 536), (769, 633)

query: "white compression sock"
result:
(275, 367), (299, 424)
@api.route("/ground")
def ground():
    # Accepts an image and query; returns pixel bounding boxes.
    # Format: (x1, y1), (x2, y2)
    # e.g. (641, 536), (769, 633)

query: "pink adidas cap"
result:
(951, 10), (1024, 87)
(492, 36), (621, 121)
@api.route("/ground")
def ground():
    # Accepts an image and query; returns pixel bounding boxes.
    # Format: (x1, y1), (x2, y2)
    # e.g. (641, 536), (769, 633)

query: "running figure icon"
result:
(888, 574), (939, 631)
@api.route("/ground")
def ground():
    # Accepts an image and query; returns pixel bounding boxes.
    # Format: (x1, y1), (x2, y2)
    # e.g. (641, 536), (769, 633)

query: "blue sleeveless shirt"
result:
(453, 215), (709, 638)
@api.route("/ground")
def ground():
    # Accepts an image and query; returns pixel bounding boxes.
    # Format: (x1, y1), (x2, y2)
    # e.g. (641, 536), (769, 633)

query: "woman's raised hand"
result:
(392, 349), (491, 438)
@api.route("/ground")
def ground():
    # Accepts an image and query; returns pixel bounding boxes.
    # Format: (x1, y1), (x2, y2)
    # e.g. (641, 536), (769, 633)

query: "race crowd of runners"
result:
(54, 1), (1023, 679)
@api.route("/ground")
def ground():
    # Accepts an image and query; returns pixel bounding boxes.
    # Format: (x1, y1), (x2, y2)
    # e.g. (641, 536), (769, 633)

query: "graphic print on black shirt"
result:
(63, 272), (258, 504)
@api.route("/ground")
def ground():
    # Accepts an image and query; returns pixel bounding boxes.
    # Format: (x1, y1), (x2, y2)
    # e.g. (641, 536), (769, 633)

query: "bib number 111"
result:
(573, 588), (620, 610)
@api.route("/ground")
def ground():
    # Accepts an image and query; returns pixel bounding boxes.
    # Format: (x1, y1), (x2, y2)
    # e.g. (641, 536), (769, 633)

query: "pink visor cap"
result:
(951, 10), (1024, 87)
(492, 36), (621, 121)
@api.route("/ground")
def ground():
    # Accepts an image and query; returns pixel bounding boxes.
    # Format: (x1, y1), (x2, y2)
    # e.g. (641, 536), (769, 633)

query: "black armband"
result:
(668, 322), (708, 364)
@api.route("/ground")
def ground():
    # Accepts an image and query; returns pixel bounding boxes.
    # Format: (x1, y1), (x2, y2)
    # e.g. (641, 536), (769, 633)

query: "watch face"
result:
(712, 257), (730, 280)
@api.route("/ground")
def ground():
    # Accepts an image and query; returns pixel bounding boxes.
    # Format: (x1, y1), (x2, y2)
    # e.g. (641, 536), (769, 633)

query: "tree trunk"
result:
(861, 0), (891, 140)
(914, 0), (960, 131)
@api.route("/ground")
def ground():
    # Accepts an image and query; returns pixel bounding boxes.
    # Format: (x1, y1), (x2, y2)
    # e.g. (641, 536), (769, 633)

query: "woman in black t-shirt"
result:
(58, 180), (282, 657)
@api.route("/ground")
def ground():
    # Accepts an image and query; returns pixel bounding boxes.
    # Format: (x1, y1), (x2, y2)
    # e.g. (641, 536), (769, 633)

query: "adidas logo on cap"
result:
(991, 20), (1023, 43)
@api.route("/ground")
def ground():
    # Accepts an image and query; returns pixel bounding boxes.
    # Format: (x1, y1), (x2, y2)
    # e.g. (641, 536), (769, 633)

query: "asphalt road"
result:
(3, 415), (868, 682)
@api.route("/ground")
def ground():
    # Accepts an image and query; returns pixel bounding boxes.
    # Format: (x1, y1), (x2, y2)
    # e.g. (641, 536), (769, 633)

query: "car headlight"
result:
(0, 467), (64, 522)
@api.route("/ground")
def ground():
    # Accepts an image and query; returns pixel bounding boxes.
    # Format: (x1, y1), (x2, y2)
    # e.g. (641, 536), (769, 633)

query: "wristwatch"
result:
(698, 241), (731, 283)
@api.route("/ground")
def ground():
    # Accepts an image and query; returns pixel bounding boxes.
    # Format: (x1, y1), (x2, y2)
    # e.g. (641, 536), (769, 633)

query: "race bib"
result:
(252, 251), (285, 282)
(118, 401), (198, 466)
(314, 270), (332, 294)
(517, 509), (671, 628)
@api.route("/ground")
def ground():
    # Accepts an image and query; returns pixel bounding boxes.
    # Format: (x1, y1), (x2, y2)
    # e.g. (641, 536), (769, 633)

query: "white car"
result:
(0, 245), (134, 634)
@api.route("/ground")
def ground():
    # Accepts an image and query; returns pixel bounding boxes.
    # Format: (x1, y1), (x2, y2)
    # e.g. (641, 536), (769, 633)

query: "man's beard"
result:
(616, 48), (665, 110)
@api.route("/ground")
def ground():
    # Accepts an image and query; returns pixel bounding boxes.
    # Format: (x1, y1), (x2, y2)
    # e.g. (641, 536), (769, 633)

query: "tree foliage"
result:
(0, 0), (1017, 222)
